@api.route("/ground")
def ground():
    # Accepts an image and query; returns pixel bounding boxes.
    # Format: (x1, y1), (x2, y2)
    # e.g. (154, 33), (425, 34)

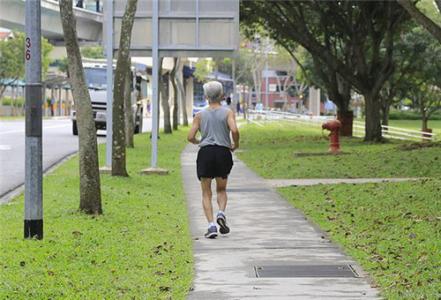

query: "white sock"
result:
(208, 222), (216, 228)
(218, 210), (225, 216)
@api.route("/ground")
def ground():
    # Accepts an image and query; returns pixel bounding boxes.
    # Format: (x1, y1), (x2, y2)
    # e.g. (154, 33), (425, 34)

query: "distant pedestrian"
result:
(236, 100), (241, 116)
(187, 81), (240, 239)
(50, 97), (55, 116)
(146, 99), (151, 117)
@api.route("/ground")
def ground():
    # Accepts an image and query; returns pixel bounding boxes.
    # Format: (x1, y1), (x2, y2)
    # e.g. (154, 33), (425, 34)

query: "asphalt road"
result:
(0, 117), (154, 200)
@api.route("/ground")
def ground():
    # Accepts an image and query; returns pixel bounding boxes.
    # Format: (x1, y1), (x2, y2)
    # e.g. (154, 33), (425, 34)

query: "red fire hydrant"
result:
(322, 120), (341, 154)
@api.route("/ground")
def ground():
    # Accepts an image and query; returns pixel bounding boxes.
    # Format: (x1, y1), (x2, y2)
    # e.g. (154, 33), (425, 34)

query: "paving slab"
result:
(181, 144), (380, 299)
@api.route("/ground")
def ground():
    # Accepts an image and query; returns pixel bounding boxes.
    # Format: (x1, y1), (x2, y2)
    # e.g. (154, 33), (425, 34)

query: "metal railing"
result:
(248, 110), (437, 142)
(353, 120), (436, 142)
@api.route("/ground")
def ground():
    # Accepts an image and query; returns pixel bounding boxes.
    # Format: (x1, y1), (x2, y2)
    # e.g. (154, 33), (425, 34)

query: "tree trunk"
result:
(364, 94), (383, 142)
(422, 117), (429, 131)
(59, 0), (102, 214)
(124, 62), (134, 148)
(161, 72), (172, 134)
(171, 57), (179, 130)
(381, 102), (390, 128)
(329, 90), (352, 137)
(111, 0), (137, 177)
(176, 73), (188, 126)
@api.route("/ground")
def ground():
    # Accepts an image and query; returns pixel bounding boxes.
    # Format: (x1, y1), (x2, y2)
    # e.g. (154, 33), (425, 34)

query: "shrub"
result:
(389, 110), (441, 120)
(0, 97), (25, 107)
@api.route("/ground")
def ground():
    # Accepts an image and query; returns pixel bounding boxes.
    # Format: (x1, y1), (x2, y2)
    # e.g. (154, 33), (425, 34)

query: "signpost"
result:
(24, 0), (43, 239)
(110, 0), (239, 171)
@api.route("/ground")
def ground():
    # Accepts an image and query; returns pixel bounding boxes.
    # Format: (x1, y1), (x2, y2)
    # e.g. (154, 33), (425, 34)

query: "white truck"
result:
(71, 62), (143, 135)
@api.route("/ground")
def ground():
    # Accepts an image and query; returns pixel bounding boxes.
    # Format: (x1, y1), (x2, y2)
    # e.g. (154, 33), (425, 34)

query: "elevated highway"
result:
(0, 0), (103, 42)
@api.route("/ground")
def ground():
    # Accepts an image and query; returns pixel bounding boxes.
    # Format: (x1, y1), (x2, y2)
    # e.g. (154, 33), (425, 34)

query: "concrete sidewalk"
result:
(181, 144), (379, 299)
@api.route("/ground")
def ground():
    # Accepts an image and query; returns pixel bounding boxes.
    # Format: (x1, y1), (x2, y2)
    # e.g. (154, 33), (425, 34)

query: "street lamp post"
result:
(24, 0), (43, 239)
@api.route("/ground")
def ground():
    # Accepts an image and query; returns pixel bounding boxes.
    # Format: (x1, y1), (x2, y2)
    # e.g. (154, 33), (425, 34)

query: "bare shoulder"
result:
(226, 107), (235, 115)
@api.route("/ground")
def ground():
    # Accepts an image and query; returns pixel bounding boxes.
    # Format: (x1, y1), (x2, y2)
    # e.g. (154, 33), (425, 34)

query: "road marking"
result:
(0, 145), (12, 151)
(0, 124), (69, 136)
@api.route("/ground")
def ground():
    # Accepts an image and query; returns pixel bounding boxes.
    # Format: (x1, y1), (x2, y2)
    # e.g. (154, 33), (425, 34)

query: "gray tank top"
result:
(199, 106), (231, 148)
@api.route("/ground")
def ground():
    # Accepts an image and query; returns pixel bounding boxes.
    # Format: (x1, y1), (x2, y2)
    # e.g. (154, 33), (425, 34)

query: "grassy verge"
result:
(237, 122), (441, 178)
(388, 120), (441, 135)
(0, 116), (25, 121)
(0, 130), (193, 299)
(279, 180), (441, 299)
(238, 123), (440, 298)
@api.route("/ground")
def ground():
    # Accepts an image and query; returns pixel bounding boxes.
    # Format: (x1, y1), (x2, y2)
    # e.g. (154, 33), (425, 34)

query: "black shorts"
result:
(196, 145), (233, 180)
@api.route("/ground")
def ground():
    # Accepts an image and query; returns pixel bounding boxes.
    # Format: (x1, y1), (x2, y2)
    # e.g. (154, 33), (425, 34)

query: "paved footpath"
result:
(181, 144), (379, 299)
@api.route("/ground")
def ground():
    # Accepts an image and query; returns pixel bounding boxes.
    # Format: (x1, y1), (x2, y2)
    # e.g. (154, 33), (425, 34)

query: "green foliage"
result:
(279, 180), (441, 299)
(0, 32), (53, 82)
(389, 111), (441, 121)
(0, 131), (193, 299)
(51, 57), (69, 75)
(237, 123), (441, 179)
(193, 59), (215, 82)
(416, 0), (441, 26)
(80, 46), (104, 59)
(0, 96), (25, 107)
(392, 26), (441, 122)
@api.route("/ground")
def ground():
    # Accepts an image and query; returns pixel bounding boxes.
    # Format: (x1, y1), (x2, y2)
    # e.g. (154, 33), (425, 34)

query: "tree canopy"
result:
(241, 1), (410, 141)
(0, 32), (52, 97)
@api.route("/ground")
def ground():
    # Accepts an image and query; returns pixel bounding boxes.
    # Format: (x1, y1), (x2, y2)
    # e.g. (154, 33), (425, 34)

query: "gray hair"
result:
(203, 81), (223, 103)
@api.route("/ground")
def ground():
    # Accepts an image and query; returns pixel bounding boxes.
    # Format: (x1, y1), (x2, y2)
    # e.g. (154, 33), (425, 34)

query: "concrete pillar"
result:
(308, 87), (321, 116)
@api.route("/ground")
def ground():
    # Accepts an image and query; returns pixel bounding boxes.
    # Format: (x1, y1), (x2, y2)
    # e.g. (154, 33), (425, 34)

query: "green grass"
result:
(237, 122), (441, 179)
(237, 123), (441, 299)
(279, 180), (441, 299)
(0, 116), (25, 120)
(0, 130), (193, 299)
(388, 120), (441, 136)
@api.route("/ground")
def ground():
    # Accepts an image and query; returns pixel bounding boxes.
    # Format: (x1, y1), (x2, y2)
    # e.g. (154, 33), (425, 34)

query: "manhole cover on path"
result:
(254, 265), (358, 278)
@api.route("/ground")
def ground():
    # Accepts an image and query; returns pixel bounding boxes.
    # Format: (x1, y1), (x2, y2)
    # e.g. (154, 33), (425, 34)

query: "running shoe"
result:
(216, 213), (230, 234)
(204, 225), (218, 239)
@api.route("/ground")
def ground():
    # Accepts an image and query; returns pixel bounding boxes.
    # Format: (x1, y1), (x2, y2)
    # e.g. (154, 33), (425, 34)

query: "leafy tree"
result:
(80, 46), (105, 59)
(0, 32), (52, 98)
(241, 1), (409, 142)
(60, 0), (102, 214)
(112, 0), (138, 177)
(398, 0), (441, 43)
(394, 26), (441, 130)
(193, 59), (215, 82)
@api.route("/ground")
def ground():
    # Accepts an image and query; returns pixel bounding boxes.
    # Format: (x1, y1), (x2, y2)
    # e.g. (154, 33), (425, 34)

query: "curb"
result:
(0, 151), (78, 205)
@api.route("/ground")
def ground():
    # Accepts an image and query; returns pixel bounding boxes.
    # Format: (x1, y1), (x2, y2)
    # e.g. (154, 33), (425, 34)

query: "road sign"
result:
(112, 0), (239, 57)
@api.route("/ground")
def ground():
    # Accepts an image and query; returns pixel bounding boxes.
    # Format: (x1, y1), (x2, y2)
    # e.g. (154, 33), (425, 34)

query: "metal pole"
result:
(232, 59), (236, 112)
(265, 44), (269, 109)
(151, 0), (159, 168)
(105, 0), (113, 167)
(24, 0), (43, 239)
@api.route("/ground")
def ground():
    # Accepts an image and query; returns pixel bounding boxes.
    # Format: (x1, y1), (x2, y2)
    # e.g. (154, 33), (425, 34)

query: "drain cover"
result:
(254, 265), (358, 278)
